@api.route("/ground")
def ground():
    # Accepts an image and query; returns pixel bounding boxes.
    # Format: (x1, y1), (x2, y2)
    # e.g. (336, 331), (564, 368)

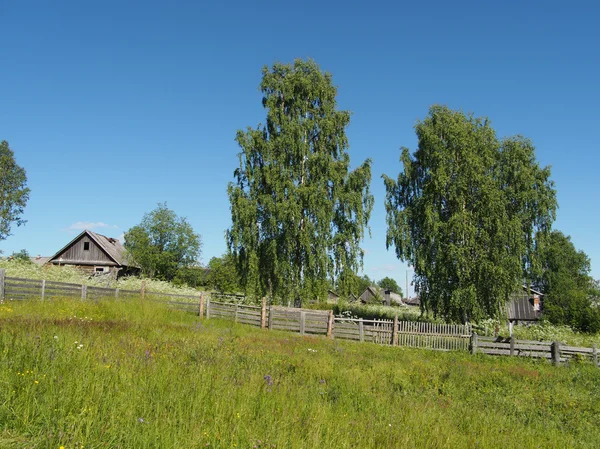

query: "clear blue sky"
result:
(2, 0), (599, 291)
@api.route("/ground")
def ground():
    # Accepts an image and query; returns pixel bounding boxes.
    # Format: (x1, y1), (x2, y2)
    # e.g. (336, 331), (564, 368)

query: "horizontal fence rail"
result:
(1, 268), (597, 368)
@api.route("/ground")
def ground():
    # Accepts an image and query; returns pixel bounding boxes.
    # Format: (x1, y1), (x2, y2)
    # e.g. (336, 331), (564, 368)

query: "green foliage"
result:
(534, 230), (600, 333)
(207, 253), (242, 293)
(378, 276), (402, 295)
(124, 203), (202, 281)
(335, 270), (373, 299)
(228, 59), (373, 305)
(0, 140), (30, 241)
(1, 299), (599, 448)
(384, 106), (556, 322)
(172, 266), (209, 289)
(8, 249), (31, 264)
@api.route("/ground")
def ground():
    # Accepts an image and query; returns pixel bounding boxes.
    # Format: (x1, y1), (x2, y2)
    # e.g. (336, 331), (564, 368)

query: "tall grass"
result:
(1, 298), (599, 448)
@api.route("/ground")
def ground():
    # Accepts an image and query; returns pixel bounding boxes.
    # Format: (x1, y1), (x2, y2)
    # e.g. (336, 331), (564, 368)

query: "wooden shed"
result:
(47, 230), (135, 276)
(506, 285), (543, 334)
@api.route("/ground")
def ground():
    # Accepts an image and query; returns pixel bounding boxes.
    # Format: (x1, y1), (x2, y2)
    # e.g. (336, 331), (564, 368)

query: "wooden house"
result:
(47, 230), (135, 276)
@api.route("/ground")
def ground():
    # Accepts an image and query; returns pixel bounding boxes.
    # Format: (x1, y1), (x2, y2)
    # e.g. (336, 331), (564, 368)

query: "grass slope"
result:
(0, 299), (599, 448)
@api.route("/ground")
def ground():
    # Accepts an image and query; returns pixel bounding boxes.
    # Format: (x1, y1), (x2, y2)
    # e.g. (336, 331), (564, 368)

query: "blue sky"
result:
(1, 0), (599, 291)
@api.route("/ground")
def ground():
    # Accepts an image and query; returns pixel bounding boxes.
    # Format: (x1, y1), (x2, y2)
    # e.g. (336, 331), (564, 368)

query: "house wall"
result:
(54, 235), (116, 265)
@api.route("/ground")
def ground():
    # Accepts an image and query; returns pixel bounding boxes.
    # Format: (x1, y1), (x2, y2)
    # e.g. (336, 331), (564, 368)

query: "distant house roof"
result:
(507, 286), (543, 321)
(404, 296), (421, 306)
(30, 256), (51, 266)
(48, 230), (130, 267)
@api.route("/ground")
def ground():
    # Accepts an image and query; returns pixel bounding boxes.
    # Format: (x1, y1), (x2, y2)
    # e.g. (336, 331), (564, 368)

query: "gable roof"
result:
(48, 230), (127, 266)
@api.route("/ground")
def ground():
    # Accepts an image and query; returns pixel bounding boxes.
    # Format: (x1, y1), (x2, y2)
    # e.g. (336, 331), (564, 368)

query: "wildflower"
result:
(138, 417), (145, 424)
(34, 380), (39, 384)
(319, 379), (325, 384)
(263, 375), (273, 386)
(53, 336), (58, 340)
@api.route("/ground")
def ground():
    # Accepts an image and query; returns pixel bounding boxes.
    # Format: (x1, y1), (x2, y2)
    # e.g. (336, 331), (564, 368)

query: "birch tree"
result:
(383, 106), (556, 322)
(228, 59), (373, 305)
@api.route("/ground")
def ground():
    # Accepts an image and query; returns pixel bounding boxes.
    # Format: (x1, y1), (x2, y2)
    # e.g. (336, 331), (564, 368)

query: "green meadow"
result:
(1, 298), (599, 449)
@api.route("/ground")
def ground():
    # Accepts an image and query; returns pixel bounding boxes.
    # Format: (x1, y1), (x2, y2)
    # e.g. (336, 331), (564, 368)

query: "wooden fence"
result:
(1, 269), (598, 367)
(471, 334), (599, 366)
(204, 299), (471, 351)
(0, 270), (202, 304)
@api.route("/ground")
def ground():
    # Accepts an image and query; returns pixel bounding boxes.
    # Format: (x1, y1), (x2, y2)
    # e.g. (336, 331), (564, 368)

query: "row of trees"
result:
(224, 58), (598, 330)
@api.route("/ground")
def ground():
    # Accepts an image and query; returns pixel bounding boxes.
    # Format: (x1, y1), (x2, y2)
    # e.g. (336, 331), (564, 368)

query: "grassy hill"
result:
(1, 298), (599, 448)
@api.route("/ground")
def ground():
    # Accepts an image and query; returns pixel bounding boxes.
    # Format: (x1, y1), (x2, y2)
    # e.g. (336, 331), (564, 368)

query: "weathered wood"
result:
(551, 341), (561, 366)
(141, 280), (146, 299)
(41, 280), (46, 301)
(359, 318), (364, 343)
(471, 333), (478, 355)
(299, 311), (306, 336)
(327, 310), (334, 338)
(393, 316), (399, 346)
(261, 298), (267, 328)
(205, 296), (211, 319)
(198, 293), (204, 317)
(268, 306), (273, 330)
(81, 285), (87, 300)
(593, 345), (598, 366)
(510, 337), (515, 356)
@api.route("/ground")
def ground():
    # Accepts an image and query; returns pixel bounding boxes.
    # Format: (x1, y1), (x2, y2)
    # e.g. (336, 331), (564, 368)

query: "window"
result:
(95, 267), (104, 273)
(83, 241), (90, 251)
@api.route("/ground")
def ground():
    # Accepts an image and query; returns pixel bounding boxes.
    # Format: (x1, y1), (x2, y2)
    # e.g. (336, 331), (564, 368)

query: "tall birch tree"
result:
(228, 59), (373, 305)
(383, 106), (556, 322)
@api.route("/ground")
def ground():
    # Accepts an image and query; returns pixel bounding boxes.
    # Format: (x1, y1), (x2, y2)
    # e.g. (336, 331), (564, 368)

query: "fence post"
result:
(0, 268), (5, 301)
(261, 297), (267, 329)
(234, 304), (239, 323)
(551, 341), (561, 366)
(206, 295), (211, 320)
(393, 316), (399, 346)
(198, 293), (205, 318)
(593, 345), (598, 367)
(41, 280), (46, 301)
(115, 288), (119, 299)
(327, 310), (334, 339)
(470, 332), (478, 355)
(140, 280), (146, 299)
(81, 285), (87, 300)
(268, 306), (273, 330)
(359, 318), (364, 343)
(300, 311), (306, 336)
(510, 336), (515, 356)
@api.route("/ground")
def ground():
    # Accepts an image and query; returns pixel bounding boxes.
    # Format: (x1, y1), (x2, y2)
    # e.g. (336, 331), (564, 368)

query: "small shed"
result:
(506, 286), (543, 334)
(46, 230), (135, 276)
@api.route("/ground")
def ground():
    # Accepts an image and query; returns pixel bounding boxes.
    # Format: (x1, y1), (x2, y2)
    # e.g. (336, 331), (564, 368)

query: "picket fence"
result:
(1, 269), (598, 367)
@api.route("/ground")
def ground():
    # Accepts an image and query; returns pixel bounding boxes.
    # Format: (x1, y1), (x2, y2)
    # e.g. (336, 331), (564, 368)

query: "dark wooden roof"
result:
(507, 286), (543, 321)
